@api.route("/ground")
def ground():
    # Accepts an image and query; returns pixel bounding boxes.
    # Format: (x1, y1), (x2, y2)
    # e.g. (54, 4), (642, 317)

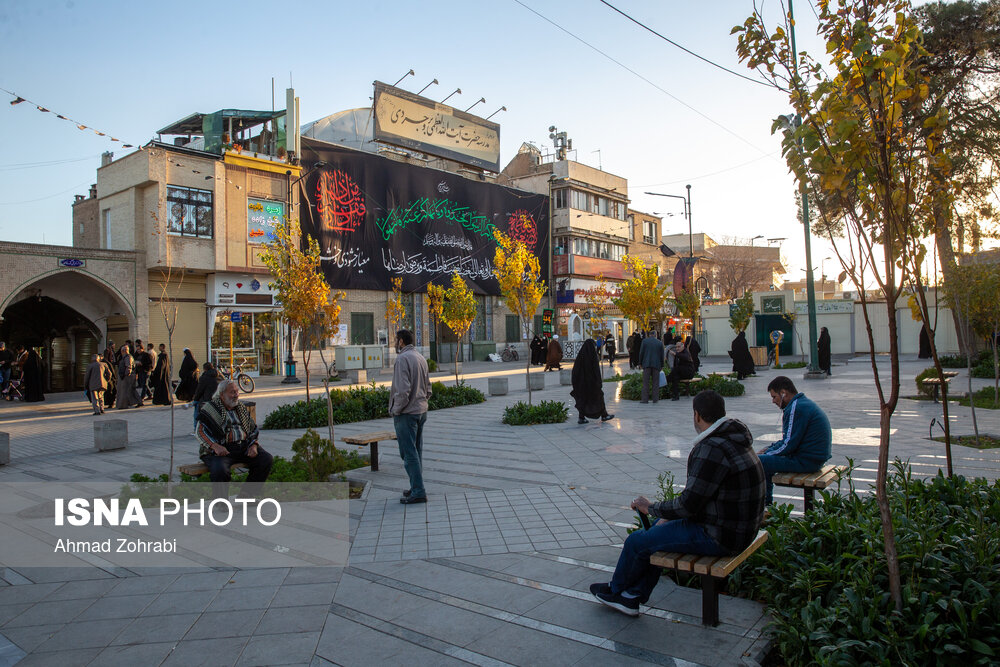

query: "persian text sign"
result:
(373, 81), (501, 172)
(300, 140), (548, 296)
(247, 199), (285, 244)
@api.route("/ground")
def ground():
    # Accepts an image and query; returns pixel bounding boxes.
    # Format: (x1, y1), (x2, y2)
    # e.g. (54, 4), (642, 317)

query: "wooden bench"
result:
(772, 464), (846, 511)
(650, 529), (769, 627)
(177, 461), (247, 477)
(341, 430), (397, 472)
(921, 374), (957, 403)
(708, 371), (737, 379)
(677, 377), (699, 397)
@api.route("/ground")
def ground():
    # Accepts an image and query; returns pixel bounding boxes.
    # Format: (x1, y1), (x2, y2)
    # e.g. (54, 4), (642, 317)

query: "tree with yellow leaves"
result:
(260, 220), (344, 403)
(438, 272), (478, 383)
(613, 255), (668, 334)
(582, 273), (611, 341)
(493, 230), (547, 404)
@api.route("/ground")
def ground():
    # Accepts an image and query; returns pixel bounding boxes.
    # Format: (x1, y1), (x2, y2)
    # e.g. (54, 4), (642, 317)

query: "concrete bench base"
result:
(559, 368), (573, 386)
(94, 420), (127, 452)
(650, 529), (769, 626)
(0, 432), (8, 465)
(488, 377), (508, 396)
(345, 369), (367, 384)
(526, 374), (544, 391)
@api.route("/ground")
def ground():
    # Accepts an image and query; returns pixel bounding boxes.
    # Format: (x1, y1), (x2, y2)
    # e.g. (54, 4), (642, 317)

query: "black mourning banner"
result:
(299, 139), (549, 295)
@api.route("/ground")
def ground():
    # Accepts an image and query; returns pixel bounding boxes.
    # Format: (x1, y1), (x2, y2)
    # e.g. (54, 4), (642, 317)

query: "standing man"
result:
(390, 329), (431, 505)
(0, 342), (13, 392)
(590, 390), (765, 616)
(134, 339), (149, 402)
(639, 331), (665, 404)
(758, 376), (833, 505)
(115, 344), (140, 409)
(604, 332), (616, 370)
(84, 353), (110, 415)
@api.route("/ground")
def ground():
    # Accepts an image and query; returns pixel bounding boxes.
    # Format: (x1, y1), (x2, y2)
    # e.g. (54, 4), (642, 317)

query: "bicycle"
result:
(500, 344), (519, 362)
(220, 360), (255, 393)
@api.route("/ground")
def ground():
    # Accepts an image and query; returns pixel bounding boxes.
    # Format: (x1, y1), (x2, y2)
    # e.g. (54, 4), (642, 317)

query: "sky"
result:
(1, 0), (853, 282)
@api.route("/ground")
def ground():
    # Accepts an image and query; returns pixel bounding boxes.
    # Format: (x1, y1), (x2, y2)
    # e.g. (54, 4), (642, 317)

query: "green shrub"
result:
(774, 361), (807, 369)
(729, 462), (1000, 666)
(940, 351), (992, 369)
(604, 372), (638, 383)
(502, 400), (568, 425)
(618, 373), (744, 400)
(262, 380), (485, 429)
(956, 386), (1000, 410)
(427, 358), (438, 373)
(292, 428), (370, 481)
(972, 358), (996, 379)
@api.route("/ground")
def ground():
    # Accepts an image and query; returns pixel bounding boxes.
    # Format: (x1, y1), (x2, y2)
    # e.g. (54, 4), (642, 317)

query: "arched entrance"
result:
(1, 271), (135, 392)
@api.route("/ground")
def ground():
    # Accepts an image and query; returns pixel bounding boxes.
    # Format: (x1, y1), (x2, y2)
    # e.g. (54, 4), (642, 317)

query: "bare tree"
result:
(707, 236), (780, 300)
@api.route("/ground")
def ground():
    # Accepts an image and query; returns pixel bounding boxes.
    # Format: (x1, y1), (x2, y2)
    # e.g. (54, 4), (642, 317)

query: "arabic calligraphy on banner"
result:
(373, 81), (501, 172)
(299, 139), (549, 295)
(247, 199), (285, 244)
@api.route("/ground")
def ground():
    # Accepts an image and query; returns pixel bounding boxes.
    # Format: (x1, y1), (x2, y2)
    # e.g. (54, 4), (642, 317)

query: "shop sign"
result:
(58, 258), (85, 268)
(541, 308), (554, 335)
(247, 199), (285, 244)
(230, 312), (242, 323)
(217, 294), (235, 304)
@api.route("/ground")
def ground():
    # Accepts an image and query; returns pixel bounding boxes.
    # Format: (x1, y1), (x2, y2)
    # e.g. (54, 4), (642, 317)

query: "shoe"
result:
(578, 417), (588, 424)
(640, 401), (648, 404)
(590, 582), (612, 597)
(671, 396), (680, 401)
(402, 489), (411, 497)
(92, 412), (101, 416)
(399, 495), (427, 504)
(592, 585), (640, 617)
(601, 414), (615, 422)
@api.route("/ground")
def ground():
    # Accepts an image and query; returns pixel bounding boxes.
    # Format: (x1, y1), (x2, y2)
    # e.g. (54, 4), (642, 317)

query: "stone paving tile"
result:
(160, 635), (249, 667)
(236, 631), (321, 666)
(110, 612), (200, 646)
(89, 641), (177, 667)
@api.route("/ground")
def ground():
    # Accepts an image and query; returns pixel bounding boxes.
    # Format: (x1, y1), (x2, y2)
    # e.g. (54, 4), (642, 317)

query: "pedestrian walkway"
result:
(0, 356), (998, 665)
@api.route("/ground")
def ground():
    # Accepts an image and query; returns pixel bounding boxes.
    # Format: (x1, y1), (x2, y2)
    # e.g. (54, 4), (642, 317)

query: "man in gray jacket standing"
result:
(639, 331), (665, 404)
(390, 329), (432, 504)
(84, 353), (110, 415)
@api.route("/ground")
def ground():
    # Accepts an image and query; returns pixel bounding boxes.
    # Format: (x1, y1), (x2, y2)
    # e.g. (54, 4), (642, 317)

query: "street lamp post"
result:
(281, 160), (328, 384)
(645, 188), (693, 257)
(820, 256), (832, 296)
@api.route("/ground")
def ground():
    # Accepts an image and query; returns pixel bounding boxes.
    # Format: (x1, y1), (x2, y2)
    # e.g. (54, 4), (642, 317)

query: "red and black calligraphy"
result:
(316, 170), (366, 233)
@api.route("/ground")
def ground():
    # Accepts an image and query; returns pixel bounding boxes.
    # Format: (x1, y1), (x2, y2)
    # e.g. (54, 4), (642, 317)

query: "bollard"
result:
(488, 377), (508, 396)
(559, 368), (573, 386)
(527, 373), (544, 391)
(94, 420), (128, 452)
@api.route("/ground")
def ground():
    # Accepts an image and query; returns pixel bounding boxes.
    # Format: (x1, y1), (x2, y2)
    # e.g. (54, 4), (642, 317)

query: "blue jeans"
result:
(610, 518), (727, 602)
(0, 368), (9, 391)
(394, 412), (427, 499)
(759, 454), (825, 504)
(193, 401), (203, 430)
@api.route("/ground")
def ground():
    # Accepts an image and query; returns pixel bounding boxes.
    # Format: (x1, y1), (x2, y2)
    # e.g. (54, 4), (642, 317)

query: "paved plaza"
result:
(0, 355), (998, 666)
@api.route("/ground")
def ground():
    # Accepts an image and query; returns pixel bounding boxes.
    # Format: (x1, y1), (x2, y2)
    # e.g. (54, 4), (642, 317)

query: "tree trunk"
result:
(914, 286), (954, 476)
(318, 349), (336, 449)
(879, 302), (904, 612)
(934, 204), (969, 356)
(304, 348), (311, 401)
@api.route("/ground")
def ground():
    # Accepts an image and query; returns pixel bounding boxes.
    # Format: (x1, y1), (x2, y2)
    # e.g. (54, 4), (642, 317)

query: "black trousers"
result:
(666, 369), (694, 398)
(202, 447), (273, 498)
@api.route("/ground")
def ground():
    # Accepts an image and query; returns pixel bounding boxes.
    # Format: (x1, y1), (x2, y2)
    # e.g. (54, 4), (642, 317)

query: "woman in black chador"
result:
(730, 330), (755, 380)
(818, 327), (832, 376)
(530, 335), (546, 366)
(151, 345), (172, 405)
(686, 335), (702, 372)
(918, 324), (933, 359)
(571, 339), (615, 424)
(175, 348), (199, 402)
(21, 348), (45, 402)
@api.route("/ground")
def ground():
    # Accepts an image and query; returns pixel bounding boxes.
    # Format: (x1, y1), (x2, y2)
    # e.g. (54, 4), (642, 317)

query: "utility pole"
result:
(789, 0), (823, 378)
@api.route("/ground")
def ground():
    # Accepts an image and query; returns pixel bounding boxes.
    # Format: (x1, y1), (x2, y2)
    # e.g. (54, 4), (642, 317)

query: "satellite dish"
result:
(837, 270), (848, 284)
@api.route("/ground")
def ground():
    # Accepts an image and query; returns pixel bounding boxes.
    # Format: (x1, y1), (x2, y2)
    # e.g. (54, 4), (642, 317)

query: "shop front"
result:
(206, 273), (283, 377)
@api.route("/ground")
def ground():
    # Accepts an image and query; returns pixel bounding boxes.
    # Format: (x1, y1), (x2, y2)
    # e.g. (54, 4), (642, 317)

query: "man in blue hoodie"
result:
(759, 376), (832, 504)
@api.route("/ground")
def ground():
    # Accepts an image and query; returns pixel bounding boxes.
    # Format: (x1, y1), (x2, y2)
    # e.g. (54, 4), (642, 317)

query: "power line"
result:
(0, 179), (92, 205)
(597, 0), (778, 90)
(631, 151), (780, 188)
(0, 154), (101, 171)
(509, 0), (777, 159)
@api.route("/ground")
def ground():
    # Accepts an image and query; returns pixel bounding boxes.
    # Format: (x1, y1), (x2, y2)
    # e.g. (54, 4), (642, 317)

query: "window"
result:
(643, 220), (657, 245)
(570, 190), (589, 211)
(350, 312), (374, 344)
(627, 214), (634, 241)
(505, 315), (520, 342)
(167, 186), (214, 238)
(614, 201), (626, 221)
(102, 209), (112, 249)
(554, 189), (567, 209)
(598, 197), (610, 217)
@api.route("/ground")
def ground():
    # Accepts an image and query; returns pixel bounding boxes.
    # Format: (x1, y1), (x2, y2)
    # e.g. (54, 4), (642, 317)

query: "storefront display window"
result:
(210, 311), (279, 376)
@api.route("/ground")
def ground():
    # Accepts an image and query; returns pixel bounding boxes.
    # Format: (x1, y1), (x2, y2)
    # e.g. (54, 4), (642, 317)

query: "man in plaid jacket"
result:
(590, 389), (766, 616)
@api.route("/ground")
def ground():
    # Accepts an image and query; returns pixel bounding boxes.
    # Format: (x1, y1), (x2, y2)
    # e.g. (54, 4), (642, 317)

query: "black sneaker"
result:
(601, 414), (615, 422)
(578, 417), (588, 424)
(591, 584), (640, 616)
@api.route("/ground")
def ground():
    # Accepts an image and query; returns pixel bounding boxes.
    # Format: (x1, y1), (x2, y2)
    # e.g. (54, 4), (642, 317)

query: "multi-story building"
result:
(662, 232), (786, 300)
(499, 142), (634, 350)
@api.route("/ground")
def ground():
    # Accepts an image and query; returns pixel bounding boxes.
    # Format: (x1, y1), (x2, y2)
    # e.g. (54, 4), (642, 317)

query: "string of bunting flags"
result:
(4, 87), (139, 149)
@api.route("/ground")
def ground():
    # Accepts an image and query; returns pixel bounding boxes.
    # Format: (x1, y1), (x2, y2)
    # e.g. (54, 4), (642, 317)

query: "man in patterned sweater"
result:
(196, 379), (272, 497)
(590, 390), (765, 616)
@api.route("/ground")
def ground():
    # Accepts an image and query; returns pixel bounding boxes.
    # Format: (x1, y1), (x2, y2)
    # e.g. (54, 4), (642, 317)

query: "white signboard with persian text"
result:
(373, 81), (500, 172)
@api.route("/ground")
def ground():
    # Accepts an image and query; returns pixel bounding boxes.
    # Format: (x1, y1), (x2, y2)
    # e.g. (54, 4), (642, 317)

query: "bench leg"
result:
(700, 574), (724, 627)
(803, 488), (815, 512)
(370, 441), (379, 471)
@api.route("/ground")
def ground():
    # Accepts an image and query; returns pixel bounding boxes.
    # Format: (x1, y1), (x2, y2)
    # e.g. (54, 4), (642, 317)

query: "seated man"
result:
(590, 390), (765, 616)
(758, 376), (832, 504)
(666, 340), (695, 401)
(196, 378), (273, 497)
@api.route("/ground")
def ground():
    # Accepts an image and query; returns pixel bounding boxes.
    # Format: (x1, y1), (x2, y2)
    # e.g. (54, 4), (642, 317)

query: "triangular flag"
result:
(37, 106), (49, 112)
(94, 131), (105, 136)
(56, 114), (67, 119)
(77, 124), (87, 130)
(10, 96), (25, 105)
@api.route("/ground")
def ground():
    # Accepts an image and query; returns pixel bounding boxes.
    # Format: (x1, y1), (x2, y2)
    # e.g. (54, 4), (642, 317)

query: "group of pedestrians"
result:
(0, 342), (45, 402)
